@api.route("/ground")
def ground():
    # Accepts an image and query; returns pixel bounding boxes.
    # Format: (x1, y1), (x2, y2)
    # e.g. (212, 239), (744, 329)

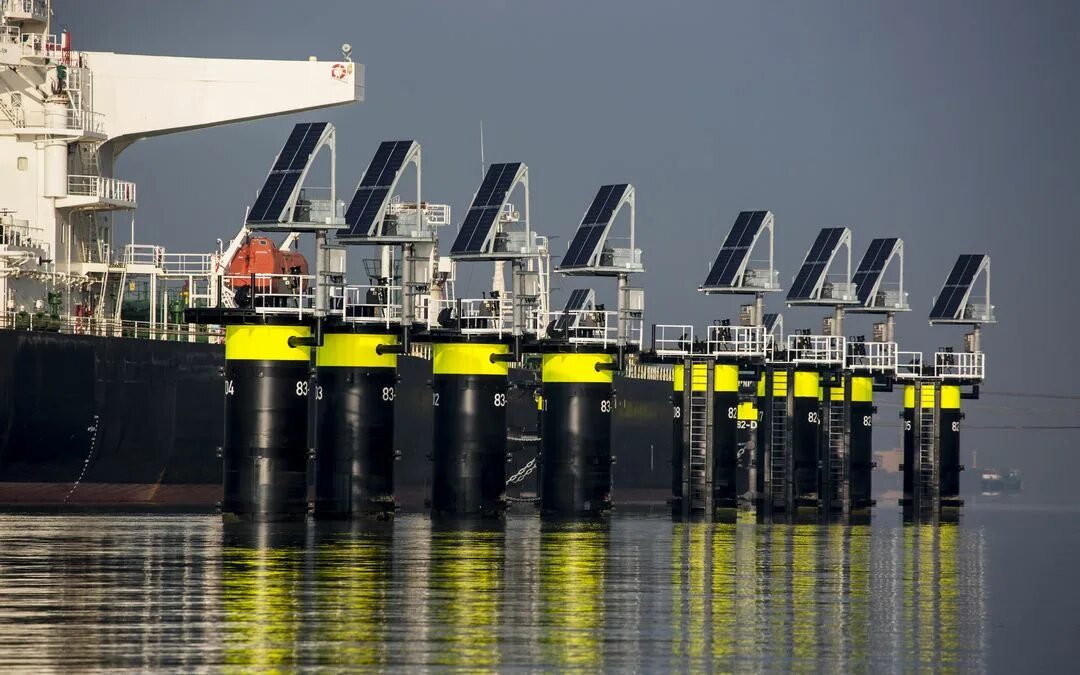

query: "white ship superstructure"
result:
(0, 0), (362, 332)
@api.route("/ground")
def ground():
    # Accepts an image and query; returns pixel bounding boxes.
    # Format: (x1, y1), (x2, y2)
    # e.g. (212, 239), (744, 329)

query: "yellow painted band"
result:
(904, 384), (960, 409)
(941, 385), (961, 410)
(317, 333), (397, 368)
(824, 378), (874, 403)
(225, 324), (310, 362)
(737, 401), (757, 421)
(673, 363), (738, 392)
(756, 371), (788, 397)
(793, 371), (819, 399)
(852, 376), (874, 403)
(432, 343), (510, 376)
(542, 353), (614, 384)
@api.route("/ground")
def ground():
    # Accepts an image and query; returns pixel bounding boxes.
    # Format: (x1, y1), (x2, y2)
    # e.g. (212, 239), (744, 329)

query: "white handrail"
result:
(653, 324), (694, 356)
(845, 340), (898, 374)
(787, 334), (846, 366)
(934, 351), (985, 381)
(706, 324), (766, 358)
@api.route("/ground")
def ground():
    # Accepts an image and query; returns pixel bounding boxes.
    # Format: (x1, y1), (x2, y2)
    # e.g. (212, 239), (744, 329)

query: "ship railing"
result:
(786, 334), (846, 366)
(222, 273), (314, 318)
(437, 297), (511, 336)
(544, 309), (624, 348)
(0, 216), (45, 250)
(16, 32), (85, 66)
(706, 324), (766, 359)
(0, 312), (225, 344)
(67, 175), (137, 206)
(333, 283), (403, 327)
(3, 0), (47, 21)
(845, 339), (898, 374)
(652, 324), (694, 356)
(121, 245), (213, 275)
(895, 351), (924, 380)
(934, 350), (985, 381)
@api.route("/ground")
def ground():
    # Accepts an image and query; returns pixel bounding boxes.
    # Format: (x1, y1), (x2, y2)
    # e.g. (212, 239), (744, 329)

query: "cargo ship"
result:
(0, 1), (673, 507)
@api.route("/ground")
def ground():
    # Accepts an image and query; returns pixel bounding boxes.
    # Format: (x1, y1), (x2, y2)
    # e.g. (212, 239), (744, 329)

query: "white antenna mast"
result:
(479, 120), (485, 179)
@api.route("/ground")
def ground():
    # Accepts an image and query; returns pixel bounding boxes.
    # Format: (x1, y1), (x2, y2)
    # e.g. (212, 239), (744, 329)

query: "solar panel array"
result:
(929, 254), (987, 321)
(560, 184), (630, 268)
(763, 313), (780, 332)
(852, 237), (899, 305)
(554, 288), (595, 331)
(341, 140), (414, 238)
(450, 162), (522, 255)
(701, 211), (769, 288)
(247, 122), (328, 224)
(787, 227), (846, 301)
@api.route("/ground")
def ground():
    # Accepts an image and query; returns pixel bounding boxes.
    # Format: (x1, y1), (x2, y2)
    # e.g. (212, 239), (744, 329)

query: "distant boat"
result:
(981, 468), (1022, 496)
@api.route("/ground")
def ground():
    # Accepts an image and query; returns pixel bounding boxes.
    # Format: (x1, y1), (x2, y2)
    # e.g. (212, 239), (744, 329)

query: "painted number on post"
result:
(863, 415), (872, 427)
(225, 380), (235, 396)
(808, 411), (821, 424)
(601, 399), (612, 414)
(673, 406), (681, 419)
(493, 393), (506, 407)
(295, 381), (309, 397)
(382, 387), (395, 402)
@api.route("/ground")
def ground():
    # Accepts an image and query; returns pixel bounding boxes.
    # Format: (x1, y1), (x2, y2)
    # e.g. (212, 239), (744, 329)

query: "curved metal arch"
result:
(850, 238), (909, 313)
(585, 184), (635, 268)
(787, 226), (856, 305)
(341, 140), (422, 240)
(246, 122), (337, 227)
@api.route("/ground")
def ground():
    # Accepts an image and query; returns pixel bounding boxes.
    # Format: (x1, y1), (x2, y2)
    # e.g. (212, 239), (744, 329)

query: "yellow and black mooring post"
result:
(221, 320), (312, 520)
(901, 381), (962, 516)
(847, 375), (875, 512)
(430, 340), (512, 516)
(790, 369), (822, 513)
(539, 350), (616, 516)
(313, 327), (400, 518)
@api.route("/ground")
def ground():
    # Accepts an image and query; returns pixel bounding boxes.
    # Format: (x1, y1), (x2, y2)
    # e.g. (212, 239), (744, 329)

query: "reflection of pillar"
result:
(221, 525), (304, 668)
(791, 525), (818, 668)
(539, 523), (608, 670)
(428, 524), (505, 668)
(313, 526), (393, 666)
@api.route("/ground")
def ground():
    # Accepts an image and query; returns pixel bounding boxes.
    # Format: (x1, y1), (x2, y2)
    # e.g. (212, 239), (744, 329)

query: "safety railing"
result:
(435, 297), (510, 336)
(9, 107), (103, 134)
(706, 324), (767, 359)
(786, 334), (846, 366)
(67, 175), (137, 206)
(335, 283), (403, 327)
(0, 217), (45, 249)
(3, 0), (47, 20)
(544, 309), (621, 347)
(223, 273), (313, 318)
(652, 324), (694, 356)
(845, 340), (898, 374)
(934, 351), (985, 381)
(0, 312), (224, 343)
(895, 351), (924, 380)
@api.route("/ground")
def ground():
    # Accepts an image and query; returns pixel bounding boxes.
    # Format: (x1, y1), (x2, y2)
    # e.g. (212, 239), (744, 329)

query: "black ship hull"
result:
(0, 330), (672, 507)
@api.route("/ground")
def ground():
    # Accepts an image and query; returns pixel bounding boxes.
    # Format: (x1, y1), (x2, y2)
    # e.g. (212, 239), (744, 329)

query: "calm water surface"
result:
(0, 506), (1076, 671)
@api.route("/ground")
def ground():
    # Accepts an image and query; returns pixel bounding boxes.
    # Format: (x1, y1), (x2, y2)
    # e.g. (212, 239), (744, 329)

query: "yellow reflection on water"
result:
(221, 526), (305, 671)
(428, 524), (505, 669)
(539, 522), (608, 671)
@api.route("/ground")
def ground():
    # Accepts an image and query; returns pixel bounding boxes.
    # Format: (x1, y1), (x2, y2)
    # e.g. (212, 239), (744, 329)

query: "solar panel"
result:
(248, 122), (328, 224)
(341, 140), (416, 238)
(560, 184), (630, 269)
(450, 163), (522, 255)
(786, 227), (846, 301)
(852, 237), (899, 305)
(553, 288), (596, 332)
(701, 210), (770, 288)
(929, 254), (987, 321)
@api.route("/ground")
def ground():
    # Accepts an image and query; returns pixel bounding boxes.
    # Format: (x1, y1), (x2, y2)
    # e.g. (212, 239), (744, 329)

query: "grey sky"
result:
(57, 1), (1080, 495)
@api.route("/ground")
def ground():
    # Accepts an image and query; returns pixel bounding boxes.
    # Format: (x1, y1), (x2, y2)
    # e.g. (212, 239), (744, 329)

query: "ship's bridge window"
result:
(17, 157), (28, 171)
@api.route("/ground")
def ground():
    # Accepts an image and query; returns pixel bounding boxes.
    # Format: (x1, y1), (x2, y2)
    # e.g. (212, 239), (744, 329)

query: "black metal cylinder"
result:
(540, 352), (615, 516)
(901, 385), (917, 506)
(314, 331), (399, 518)
(849, 376), (875, 510)
(711, 364), (740, 511)
(671, 385), (685, 509)
(940, 385), (963, 506)
(790, 371), (821, 505)
(431, 343), (510, 516)
(222, 324), (311, 521)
